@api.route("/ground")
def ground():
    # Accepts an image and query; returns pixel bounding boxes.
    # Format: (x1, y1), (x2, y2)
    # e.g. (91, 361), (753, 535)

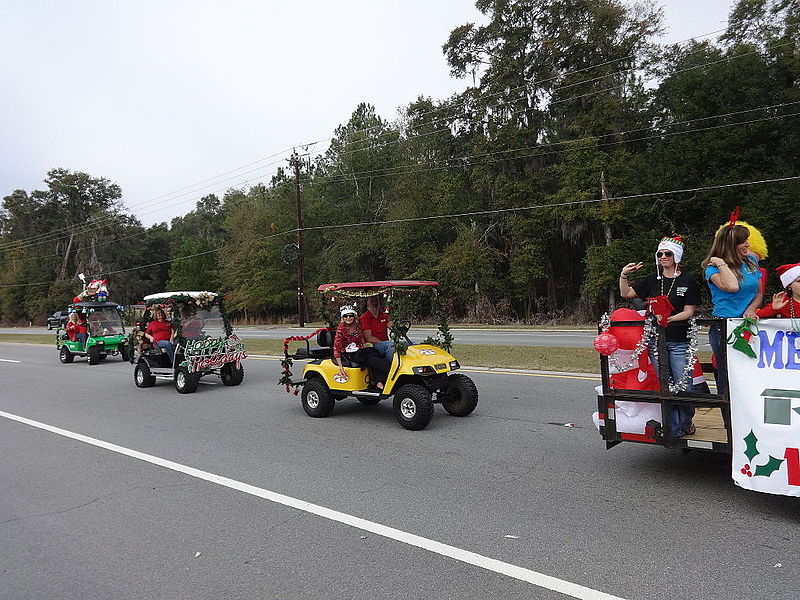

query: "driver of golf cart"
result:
(360, 295), (394, 359)
(145, 308), (175, 362)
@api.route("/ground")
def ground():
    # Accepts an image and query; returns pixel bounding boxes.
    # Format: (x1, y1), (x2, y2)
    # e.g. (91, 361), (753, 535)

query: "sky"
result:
(0, 0), (735, 227)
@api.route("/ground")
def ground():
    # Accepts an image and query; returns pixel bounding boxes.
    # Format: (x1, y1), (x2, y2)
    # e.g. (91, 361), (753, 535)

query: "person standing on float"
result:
(619, 234), (701, 436)
(701, 215), (764, 398)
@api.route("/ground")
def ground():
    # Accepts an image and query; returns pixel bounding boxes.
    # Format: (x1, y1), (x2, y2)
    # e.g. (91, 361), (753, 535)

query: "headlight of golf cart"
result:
(449, 360), (459, 370)
(412, 365), (436, 376)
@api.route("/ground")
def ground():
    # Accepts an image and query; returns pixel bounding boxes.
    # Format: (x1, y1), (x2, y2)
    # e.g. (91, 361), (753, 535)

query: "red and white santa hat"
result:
(777, 263), (800, 289)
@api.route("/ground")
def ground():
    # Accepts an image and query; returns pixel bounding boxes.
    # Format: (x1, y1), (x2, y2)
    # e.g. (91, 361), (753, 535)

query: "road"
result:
(1, 343), (795, 600)
(2, 326), (689, 348)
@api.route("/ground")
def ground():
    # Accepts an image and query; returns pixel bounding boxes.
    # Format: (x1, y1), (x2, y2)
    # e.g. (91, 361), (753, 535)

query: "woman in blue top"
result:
(701, 223), (763, 397)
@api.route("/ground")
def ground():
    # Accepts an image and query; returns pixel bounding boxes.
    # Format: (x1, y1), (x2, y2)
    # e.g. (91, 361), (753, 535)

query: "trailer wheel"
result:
(393, 384), (434, 430)
(301, 379), (335, 417)
(439, 373), (479, 416)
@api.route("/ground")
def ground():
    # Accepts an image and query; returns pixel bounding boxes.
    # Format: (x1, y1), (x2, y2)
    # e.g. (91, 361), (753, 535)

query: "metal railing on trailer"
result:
(597, 317), (732, 454)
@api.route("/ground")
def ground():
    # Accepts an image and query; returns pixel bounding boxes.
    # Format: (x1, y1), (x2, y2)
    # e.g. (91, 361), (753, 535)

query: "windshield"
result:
(86, 307), (124, 335)
(179, 305), (226, 340)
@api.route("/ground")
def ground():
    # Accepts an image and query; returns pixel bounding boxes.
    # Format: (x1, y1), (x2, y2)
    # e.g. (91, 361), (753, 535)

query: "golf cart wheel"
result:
(87, 346), (100, 365)
(439, 373), (479, 417)
(175, 367), (199, 394)
(59, 346), (74, 364)
(120, 344), (131, 363)
(301, 379), (335, 417)
(392, 384), (434, 430)
(357, 396), (381, 405)
(134, 361), (156, 388)
(220, 361), (245, 386)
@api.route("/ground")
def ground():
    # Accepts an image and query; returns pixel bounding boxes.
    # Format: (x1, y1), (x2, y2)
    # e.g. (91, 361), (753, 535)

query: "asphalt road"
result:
(1, 343), (796, 600)
(2, 326), (611, 348)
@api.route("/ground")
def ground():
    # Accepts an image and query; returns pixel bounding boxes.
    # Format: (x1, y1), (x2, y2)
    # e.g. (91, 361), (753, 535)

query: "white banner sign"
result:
(729, 318), (800, 496)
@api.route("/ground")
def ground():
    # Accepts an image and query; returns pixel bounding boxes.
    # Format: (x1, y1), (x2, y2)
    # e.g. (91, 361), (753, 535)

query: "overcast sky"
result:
(0, 0), (734, 227)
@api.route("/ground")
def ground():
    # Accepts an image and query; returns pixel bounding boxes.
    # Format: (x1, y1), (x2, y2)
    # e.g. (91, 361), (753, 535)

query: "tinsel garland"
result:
(601, 312), (654, 373)
(278, 327), (330, 394)
(600, 312), (699, 394)
(649, 317), (700, 394)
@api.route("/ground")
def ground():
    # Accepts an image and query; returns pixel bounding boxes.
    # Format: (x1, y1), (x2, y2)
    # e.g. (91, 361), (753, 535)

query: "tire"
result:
(120, 344), (131, 363)
(59, 346), (74, 364)
(301, 379), (335, 417)
(439, 373), (479, 417)
(87, 346), (100, 365)
(175, 367), (199, 394)
(220, 362), (245, 386)
(356, 397), (381, 405)
(392, 384), (434, 430)
(134, 361), (156, 388)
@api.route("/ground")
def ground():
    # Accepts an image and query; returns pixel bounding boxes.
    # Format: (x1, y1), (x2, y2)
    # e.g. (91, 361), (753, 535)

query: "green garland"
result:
(419, 288), (453, 352)
(388, 290), (409, 356)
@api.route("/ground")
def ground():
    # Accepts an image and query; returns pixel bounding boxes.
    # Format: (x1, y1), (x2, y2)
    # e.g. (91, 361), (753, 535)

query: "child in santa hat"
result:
(756, 263), (800, 320)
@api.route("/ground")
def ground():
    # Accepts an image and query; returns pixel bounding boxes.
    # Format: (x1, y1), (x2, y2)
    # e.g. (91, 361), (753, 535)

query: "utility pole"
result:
(289, 150), (307, 326)
(601, 171), (615, 312)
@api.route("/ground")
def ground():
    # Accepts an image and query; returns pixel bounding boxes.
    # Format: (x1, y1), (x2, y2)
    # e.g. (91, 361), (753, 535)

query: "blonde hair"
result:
(701, 224), (758, 280)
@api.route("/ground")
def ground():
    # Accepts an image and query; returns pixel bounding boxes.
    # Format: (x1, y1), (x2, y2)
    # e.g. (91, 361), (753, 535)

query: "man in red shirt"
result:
(360, 295), (394, 359)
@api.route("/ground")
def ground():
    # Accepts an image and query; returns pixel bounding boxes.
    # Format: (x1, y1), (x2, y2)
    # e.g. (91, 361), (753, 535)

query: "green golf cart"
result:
(56, 301), (130, 365)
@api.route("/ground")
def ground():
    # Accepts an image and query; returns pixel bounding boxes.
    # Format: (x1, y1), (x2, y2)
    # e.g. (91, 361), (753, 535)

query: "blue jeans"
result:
(372, 340), (394, 360)
(708, 322), (727, 398)
(649, 341), (695, 436)
(75, 333), (88, 347)
(156, 339), (175, 363)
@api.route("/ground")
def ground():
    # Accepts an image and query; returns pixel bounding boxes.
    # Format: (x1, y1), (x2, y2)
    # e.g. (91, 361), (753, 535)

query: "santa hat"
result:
(655, 235), (684, 278)
(777, 263), (800, 289)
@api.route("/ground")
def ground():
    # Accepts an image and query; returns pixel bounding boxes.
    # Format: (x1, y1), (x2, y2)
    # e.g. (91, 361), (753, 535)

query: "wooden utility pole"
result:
(601, 171), (615, 312)
(289, 151), (307, 326)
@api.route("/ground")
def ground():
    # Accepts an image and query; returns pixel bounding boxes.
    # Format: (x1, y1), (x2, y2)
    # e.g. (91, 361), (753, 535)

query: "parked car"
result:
(47, 310), (69, 330)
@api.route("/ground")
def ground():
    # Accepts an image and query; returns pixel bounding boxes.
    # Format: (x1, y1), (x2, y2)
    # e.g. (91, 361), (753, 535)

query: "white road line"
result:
(0, 358), (21, 363)
(0, 409), (624, 600)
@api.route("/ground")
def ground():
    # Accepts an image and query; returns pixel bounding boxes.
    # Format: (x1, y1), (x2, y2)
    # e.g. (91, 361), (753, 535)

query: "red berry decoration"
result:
(593, 332), (619, 356)
(741, 468), (748, 475)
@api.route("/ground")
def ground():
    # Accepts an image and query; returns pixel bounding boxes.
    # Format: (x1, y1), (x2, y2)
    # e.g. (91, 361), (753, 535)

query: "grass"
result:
(0, 334), (712, 375)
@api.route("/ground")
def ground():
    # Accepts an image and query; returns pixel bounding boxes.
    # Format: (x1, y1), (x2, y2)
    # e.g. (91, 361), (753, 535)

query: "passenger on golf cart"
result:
(333, 305), (389, 391)
(144, 308), (175, 362)
(360, 295), (394, 359)
(179, 304), (205, 340)
(66, 312), (88, 346)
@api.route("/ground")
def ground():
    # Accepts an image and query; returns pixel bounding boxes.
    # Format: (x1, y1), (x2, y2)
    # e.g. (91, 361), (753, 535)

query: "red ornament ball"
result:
(593, 332), (619, 356)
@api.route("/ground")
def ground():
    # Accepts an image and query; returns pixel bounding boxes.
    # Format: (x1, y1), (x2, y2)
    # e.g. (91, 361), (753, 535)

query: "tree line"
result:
(1, 0), (798, 325)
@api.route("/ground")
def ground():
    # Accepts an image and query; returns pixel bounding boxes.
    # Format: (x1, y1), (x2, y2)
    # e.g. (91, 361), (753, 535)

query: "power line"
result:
(3, 173), (798, 289)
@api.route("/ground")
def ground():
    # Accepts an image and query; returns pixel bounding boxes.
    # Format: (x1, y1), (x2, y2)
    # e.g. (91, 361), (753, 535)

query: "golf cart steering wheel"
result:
(397, 319), (412, 342)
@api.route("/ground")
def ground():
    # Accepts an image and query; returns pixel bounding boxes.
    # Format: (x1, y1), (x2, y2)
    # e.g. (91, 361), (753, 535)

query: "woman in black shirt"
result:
(618, 235), (701, 436)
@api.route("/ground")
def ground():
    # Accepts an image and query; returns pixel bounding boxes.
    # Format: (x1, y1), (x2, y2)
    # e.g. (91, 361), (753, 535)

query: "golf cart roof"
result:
(317, 280), (438, 293)
(70, 301), (123, 309)
(143, 291), (218, 302)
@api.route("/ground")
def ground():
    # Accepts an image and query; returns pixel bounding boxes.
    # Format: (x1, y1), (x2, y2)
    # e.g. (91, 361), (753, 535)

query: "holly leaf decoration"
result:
(743, 430), (759, 462)
(754, 456), (785, 477)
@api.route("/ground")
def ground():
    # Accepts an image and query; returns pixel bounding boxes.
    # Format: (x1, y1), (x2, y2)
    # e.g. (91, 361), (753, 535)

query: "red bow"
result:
(728, 206), (740, 228)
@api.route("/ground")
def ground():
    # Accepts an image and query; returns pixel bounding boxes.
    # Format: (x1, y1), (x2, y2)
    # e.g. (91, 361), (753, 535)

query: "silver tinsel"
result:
(648, 316), (700, 394)
(603, 312), (656, 373)
(601, 312), (700, 394)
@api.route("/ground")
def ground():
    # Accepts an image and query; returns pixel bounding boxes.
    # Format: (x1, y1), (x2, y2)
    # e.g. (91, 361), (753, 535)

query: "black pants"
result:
(344, 347), (389, 385)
